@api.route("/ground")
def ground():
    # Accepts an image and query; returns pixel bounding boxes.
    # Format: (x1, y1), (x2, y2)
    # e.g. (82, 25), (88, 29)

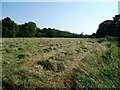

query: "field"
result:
(2, 38), (120, 89)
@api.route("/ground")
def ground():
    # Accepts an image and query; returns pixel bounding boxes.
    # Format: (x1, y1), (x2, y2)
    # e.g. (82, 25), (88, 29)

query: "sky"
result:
(2, 2), (118, 35)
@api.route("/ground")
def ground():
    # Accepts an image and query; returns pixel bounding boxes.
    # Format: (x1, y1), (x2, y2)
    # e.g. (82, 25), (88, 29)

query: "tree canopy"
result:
(2, 17), (19, 37)
(1, 17), (91, 38)
(2, 15), (120, 39)
(95, 14), (120, 39)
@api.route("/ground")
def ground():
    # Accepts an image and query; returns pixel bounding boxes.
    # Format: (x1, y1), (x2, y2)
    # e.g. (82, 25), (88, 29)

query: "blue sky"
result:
(2, 2), (118, 34)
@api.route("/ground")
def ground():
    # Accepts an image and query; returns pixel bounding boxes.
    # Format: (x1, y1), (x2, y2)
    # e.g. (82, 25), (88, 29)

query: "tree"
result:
(95, 14), (120, 38)
(0, 20), (2, 37)
(18, 21), (37, 37)
(27, 21), (37, 37)
(91, 33), (96, 38)
(35, 28), (42, 37)
(96, 20), (113, 37)
(1, 17), (90, 38)
(2, 17), (19, 37)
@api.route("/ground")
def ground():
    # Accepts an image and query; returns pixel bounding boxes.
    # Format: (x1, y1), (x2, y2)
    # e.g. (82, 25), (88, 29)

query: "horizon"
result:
(2, 2), (118, 35)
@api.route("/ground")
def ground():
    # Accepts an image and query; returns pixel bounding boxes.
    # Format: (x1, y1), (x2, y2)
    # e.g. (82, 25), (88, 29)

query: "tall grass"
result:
(72, 39), (120, 88)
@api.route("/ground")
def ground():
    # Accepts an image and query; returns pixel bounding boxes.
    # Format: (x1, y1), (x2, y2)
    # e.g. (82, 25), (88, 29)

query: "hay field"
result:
(2, 38), (120, 89)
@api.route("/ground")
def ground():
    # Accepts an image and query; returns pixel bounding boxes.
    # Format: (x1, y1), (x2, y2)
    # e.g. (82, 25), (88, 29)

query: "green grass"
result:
(71, 38), (120, 88)
(2, 38), (120, 89)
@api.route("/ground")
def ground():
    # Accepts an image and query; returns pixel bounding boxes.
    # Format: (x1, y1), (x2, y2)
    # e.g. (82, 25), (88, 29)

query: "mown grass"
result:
(2, 38), (83, 89)
(2, 37), (120, 89)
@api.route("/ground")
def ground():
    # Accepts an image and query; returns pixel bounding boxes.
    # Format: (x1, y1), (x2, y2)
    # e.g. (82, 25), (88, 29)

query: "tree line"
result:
(1, 15), (120, 39)
(1, 17), (92, 38)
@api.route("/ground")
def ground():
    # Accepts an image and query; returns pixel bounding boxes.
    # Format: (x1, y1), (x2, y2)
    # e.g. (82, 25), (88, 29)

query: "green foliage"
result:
(2, 17), (73, 38)
(0, 20), (2, 37)
(2, 17), (92, 38)
(96, 14), (120, 41)
(18, 22), (37, 37)
(2, 17), (19, 37)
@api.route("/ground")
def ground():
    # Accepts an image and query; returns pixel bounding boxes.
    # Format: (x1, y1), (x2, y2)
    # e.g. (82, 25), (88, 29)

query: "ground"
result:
(2, 38), (120, 89)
